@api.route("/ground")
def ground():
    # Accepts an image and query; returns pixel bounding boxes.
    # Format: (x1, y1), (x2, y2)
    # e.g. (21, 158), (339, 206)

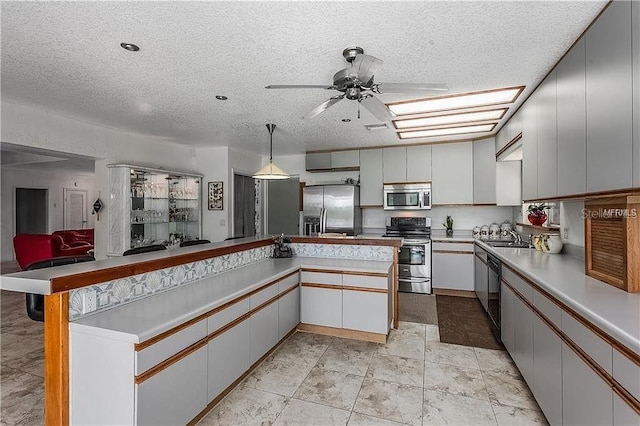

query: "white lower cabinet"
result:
(500, 282), (515, 355)
(342, 289), (387, 334)
(432, 251), (474, 291)
(613, 392), (639, 426)
(562, 341), (613, 425)
(532, 314), (563, 426)
(301, 286), (342, 328)
(512, 291), (534, 387)
(207, 318), (250, 401)
(250, 301), (279, 364)
(278, 287), (300, 340)
(135, 345), (208, 426)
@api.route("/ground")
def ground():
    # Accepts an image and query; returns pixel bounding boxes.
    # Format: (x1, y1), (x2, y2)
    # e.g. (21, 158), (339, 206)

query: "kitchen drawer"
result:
(502, 267), (533, 302)
(432, 242), (474, 252)
(562, 311), (613, 374)
(277, 272), (299, 293)
(300, 270), (342, 286)
(250, 282), (279, 309)
(136, 318), (207, 375)
(342, 273), (387, 290)
(613, 348), (640, 401)
(208, 298), (250, 333)
(532, 288), (561, 328)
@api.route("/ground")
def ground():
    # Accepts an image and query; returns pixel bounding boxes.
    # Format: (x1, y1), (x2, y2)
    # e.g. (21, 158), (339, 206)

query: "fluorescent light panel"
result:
(393, 109), (506, 129)
(398, 123), (496, 139)
(388, 86), (524, 116)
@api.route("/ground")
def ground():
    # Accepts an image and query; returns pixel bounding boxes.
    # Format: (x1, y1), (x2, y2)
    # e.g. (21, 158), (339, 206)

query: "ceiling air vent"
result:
(364, 123), (388, 131)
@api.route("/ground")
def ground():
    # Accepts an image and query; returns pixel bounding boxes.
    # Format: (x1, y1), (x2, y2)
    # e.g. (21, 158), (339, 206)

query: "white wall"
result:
(193, 147), (228, 242)
(1, 167), (97, 261)
(560, 201), (585, 247)
(1, 101), (200, 259)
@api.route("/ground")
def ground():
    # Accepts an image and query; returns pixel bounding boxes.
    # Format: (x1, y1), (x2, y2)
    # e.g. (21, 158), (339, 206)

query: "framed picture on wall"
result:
(208, 181), (223, 210)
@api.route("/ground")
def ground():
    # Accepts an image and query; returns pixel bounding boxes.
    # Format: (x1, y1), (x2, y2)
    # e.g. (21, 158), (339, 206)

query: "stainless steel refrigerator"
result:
(302, 185), (362, 236)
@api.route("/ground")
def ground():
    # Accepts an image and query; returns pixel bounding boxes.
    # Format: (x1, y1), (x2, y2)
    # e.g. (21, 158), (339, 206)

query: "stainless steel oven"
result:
(383, 183), (431, 210)
(398, 239), (432, 294)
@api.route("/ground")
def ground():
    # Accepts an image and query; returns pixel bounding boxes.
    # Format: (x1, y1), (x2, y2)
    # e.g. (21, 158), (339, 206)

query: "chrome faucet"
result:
(508, 230), (522, 245)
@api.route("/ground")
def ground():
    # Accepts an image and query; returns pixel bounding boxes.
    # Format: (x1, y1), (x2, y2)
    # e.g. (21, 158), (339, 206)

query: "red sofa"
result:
(13, 234), (94, 270)
(53, 228), (94, 245)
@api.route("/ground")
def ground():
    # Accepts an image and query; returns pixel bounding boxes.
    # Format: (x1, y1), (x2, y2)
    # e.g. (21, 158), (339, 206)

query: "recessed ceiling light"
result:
(398, 123), (496, 139)
(120, 43), (140, 52)
(393, 108), (507, 130)
(387, 86), (525, 116)
(215, 95), (228, 101)
(342, 118), (351, 122)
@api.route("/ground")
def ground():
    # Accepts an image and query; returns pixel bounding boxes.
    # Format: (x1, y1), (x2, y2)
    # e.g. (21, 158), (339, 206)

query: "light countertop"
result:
(475, 240), (640, 355)
(69, 257), (392, 343)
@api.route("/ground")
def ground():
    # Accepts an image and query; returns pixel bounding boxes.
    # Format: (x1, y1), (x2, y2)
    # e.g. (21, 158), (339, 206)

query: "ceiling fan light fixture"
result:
(387, 86), (525, 116)
(252, 123), (290, 180)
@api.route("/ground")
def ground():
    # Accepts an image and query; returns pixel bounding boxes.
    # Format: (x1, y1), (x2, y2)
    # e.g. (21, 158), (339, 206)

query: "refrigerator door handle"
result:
(320, 208), (326, 234)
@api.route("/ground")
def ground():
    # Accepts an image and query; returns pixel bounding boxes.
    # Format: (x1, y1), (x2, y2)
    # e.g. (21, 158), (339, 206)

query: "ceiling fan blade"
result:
(360, 95), (393, 121)
(351, 54), (383, 84)
(374, 82), (449, 94)
(265, 84), (335, 89)
(304, 95), (345, 119)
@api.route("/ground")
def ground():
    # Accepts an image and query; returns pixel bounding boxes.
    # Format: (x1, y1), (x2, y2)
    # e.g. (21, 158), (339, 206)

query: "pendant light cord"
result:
(266, 123), (276, 162)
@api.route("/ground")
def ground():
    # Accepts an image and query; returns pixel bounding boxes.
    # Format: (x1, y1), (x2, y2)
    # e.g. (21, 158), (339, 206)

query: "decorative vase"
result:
(446, 228), (453, 236)
(528, 213), (547, 226)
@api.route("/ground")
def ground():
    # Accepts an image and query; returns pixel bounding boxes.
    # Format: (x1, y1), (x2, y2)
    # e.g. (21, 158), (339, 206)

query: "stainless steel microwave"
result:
(383, 183), (432, 210)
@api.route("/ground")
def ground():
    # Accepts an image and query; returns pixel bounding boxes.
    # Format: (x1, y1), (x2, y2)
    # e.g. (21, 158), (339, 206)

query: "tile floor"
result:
(199, 322), (548, 426)
(0, 286), (546, 426)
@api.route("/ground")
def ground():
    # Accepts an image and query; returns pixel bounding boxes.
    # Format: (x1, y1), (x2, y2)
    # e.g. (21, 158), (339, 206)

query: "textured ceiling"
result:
(1, 1), (607, 156)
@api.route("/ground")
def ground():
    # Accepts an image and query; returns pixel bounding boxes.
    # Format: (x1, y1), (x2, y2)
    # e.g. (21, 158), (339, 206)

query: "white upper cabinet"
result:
(496, 161), (522, 206)
(536, 70), (558, 199)
(495, 121), (511, 154)
(330, 150), (359, 169)
(521, 94), (538, 200)
(586, 0), (633, 192)
(557, 38), (587, 196)
(383, 147), (407, 183)
(305, 152), (331, 171)
(406, 145), (432, 182)
(473, 137), (496, 204)
(432, 142), (474, 204)
(359, 149), (383, 206)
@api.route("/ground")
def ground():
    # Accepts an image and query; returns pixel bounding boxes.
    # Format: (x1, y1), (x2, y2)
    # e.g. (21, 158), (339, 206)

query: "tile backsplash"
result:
(69, 245), (272, 320)
(289, 243), (394, 261)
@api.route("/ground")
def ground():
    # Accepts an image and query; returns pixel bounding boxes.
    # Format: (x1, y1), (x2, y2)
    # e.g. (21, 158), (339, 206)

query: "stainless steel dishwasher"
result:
(486, 254), (501, 340)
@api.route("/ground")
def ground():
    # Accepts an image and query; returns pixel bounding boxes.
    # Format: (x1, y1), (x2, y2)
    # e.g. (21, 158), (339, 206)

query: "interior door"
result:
(233, 174), (256, 238)
(64, 188), (88, 229)
(267, 178), (300, 235)
(15, 188), (47, 234)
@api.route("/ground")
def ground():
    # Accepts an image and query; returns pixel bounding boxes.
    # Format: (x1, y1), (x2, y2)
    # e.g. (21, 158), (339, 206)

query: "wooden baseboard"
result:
(297, 323), (387, 344)
(432, 288), (477, 298)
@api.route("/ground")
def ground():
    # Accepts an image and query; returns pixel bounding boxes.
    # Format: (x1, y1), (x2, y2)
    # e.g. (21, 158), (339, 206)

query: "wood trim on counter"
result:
(502, 277), (640, 415)
(44, 292), (69, 426)
(290, 236), (402, 247)
(300, 282), (344, 291)
(50, 239), (274, 293)
(297, 323), (387, 344)
(342, 270), (390, 278)
(134, 270), (298, 351)
(431, 239), (475, 244)
(432, 250), (474, 255)
(503, 264), (640, 367)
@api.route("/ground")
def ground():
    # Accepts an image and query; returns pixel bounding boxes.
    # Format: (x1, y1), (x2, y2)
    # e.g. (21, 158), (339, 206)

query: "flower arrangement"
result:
(527, 203), (548, 226)
(443, 215), (454, 236)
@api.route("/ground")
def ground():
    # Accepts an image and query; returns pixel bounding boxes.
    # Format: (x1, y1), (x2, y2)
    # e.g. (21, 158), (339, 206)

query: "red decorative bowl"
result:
(528, 213), (547, 226)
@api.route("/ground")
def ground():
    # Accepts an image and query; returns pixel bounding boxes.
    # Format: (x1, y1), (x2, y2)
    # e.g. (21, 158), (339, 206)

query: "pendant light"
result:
(252, 123), (290, 180)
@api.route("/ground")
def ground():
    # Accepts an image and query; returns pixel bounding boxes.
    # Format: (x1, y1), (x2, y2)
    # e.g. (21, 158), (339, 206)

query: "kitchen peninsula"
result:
(0, 235), (401, 425)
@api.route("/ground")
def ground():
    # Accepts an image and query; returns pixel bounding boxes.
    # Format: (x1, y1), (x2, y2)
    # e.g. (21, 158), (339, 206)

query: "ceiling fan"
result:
(265, 47), (448, 121)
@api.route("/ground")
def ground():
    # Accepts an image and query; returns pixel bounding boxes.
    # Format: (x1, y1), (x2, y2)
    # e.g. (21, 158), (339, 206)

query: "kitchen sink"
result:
(483, 240), (533, 249)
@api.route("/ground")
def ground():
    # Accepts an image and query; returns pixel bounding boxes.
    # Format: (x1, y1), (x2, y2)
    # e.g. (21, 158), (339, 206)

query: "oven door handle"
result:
(398, 277), (431, 283)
